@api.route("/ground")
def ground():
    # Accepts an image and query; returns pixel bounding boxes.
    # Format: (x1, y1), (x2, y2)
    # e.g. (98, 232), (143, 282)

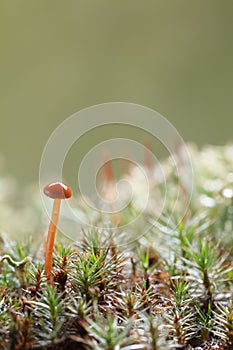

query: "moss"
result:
(0, 143), (232, 349)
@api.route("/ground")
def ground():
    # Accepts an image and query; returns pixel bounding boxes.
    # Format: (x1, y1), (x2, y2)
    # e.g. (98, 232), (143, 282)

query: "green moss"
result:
(0, 144), (232, 349)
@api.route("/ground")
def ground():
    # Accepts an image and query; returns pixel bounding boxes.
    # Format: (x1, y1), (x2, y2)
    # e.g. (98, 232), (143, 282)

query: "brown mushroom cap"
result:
(43, 182), (72, 199)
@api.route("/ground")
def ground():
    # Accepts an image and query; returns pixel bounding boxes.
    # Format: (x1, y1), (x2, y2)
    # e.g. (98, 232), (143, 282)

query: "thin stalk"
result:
(45, 198), (61, 283)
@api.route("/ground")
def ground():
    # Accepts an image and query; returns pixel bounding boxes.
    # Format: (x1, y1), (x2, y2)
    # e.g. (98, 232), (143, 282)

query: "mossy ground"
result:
(0, 143), (232, 350)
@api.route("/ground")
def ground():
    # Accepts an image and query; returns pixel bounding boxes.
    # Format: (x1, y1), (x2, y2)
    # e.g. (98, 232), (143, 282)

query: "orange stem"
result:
(45, 198), (61, 284)
(104, 152), (114, 183)
(144, 139), (153, 170)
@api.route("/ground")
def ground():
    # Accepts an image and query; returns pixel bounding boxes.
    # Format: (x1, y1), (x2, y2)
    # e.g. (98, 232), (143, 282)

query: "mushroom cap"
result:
(43, 182), (72, 199)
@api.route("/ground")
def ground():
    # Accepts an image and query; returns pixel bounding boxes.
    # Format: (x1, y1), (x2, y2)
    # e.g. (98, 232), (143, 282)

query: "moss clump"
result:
(0, 143), (232, 349)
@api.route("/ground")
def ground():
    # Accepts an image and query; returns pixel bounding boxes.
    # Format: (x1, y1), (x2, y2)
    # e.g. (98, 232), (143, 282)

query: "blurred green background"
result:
(0, 0), (233, 185)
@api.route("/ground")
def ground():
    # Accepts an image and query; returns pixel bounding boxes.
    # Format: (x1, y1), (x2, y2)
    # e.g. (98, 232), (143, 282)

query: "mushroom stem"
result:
(104, 154), (114, 184)
(45, 198), (61, 283)
(44, 182), (72, 285)
(144, 139), (153, 171)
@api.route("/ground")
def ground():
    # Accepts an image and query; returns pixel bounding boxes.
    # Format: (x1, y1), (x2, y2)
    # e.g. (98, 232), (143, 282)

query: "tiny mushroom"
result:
(44, 182), (72, 284)
(103, 151), (115, 184)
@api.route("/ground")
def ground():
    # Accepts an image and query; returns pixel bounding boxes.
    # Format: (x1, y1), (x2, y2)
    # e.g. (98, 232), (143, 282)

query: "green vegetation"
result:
(0, 143), (232, 349)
